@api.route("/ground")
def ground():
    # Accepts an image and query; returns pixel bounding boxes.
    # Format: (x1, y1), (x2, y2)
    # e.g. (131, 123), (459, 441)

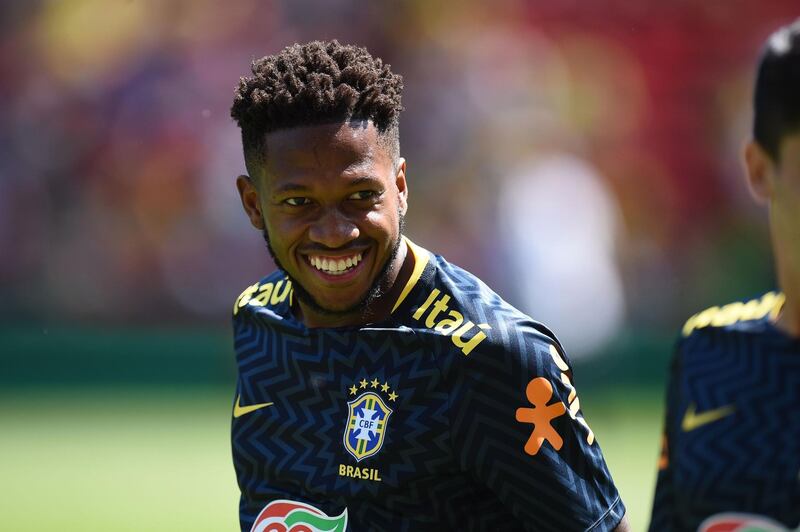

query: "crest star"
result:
(359, 379), (368, 389)
(349, 384), (358, 395)
(371, 378), (380, 388)
(344, 388), (393, 462)
(381, 382), (390, 392)
(388, 391), (398, 402)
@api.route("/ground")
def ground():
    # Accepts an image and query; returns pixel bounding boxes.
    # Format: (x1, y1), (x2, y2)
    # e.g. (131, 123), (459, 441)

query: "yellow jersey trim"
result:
(391, 237), (430, 314)
(681, 291), (785, 337)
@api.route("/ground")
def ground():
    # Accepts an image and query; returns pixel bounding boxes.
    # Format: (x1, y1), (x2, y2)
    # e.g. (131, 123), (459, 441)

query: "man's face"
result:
(237, 120), (408, 324)
(770, 133), (800, 268)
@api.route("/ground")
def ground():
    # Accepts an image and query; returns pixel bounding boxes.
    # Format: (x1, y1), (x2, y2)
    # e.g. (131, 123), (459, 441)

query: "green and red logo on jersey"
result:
(699, 512), (791, 532)
(250, 499), (348, 532)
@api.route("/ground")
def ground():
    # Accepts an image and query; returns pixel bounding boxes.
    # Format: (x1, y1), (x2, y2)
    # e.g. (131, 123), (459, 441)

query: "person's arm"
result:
(612, 514), (632, 531)
(445, 321), (627, 531)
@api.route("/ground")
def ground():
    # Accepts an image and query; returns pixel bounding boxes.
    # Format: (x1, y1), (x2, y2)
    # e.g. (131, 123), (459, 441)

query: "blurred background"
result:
(1, 1), (798, 530)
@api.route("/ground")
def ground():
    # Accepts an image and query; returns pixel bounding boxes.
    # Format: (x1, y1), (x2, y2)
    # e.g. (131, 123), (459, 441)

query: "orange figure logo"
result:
(515, 377), (567, 456)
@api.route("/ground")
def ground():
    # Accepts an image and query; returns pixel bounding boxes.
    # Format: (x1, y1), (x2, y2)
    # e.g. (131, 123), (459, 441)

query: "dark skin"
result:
(236, 119), (632, 531)
(237, 120), (409, 328)
(615, 514), (631, 531)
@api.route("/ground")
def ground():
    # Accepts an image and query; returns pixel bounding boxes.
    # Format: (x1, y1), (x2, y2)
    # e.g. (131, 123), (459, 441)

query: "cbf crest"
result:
(343, 389), (393, 462)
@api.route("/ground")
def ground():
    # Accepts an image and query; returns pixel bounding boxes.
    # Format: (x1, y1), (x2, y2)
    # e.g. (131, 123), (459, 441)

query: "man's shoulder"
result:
(232, 270), (294, 318)
(401, 248), (562, 358)
(679, 291), (784, 340)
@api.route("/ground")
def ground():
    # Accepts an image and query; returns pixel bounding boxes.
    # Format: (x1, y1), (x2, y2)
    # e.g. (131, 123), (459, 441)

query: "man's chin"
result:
(291, 284), (369, 317)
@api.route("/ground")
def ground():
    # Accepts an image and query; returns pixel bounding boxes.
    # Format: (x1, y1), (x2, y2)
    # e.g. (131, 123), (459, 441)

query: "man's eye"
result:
(284, 197), (310, 206)
(349, 190), (378, 200)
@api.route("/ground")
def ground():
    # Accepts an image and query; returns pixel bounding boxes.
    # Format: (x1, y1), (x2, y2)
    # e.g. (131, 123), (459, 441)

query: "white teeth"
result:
(309, 253), (364, 274)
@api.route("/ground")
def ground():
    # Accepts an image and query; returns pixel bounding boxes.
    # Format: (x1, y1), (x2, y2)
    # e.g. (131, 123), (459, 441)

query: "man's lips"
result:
(302, 249), (368, 280)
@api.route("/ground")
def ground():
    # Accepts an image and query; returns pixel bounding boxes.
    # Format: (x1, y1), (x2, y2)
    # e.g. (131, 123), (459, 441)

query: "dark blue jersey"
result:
(231, 240), (625, 531)
(649, 292), (800, 532)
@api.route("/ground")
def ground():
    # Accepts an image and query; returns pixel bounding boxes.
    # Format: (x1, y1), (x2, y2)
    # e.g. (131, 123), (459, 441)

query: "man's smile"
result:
(308, 251), (364, 275)
(302, 249), (370, 283)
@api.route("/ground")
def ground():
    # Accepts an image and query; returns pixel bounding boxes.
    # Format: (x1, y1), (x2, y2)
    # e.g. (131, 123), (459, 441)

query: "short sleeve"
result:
(445, 321), (625, 531)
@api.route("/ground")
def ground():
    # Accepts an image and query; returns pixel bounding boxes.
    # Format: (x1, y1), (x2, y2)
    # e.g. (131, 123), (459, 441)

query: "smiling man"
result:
(229, 40), (629, 532)
(238, 119), (406, 328)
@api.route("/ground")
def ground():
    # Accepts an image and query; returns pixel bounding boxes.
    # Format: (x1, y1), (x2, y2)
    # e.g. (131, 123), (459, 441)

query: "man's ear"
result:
(236, 175), (266, 230)
(395, 158), (408, 216)
(744, 140), (775, 205)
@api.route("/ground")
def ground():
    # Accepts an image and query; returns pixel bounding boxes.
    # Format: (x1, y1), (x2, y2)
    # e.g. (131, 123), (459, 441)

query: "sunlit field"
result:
(0, 388), (661, 531)
(581, 390), (663, 532)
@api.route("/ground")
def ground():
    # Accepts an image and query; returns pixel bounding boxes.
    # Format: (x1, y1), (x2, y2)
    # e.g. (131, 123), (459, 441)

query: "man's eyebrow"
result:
(345, 175), (383, 188)
(272, 183), (311, 195)
(271, 176), (382, 196)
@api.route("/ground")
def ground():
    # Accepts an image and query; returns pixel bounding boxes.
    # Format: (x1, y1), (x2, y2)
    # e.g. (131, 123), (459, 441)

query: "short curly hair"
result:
(231, 40), (404, 177)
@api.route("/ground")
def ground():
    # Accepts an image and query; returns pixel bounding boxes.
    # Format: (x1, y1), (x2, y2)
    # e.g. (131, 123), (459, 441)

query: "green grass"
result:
(0, 389), (237, 531)
(0, 388), (662, 531)
(581, 389), (664, 532)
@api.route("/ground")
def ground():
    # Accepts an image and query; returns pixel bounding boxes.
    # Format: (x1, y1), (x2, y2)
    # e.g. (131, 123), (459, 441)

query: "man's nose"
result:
(307, 207), (360, 249)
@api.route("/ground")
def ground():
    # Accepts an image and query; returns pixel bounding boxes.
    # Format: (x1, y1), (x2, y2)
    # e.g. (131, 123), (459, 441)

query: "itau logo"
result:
(251, 499), (348, 532)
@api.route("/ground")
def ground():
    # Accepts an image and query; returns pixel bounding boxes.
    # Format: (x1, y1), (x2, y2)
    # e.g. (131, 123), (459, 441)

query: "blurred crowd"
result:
(1, 0), (797, 356)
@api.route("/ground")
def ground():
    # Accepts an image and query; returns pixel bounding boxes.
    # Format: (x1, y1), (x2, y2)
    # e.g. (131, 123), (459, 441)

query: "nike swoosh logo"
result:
(233, 394), (273, 418)
(681, 402), (735, 431)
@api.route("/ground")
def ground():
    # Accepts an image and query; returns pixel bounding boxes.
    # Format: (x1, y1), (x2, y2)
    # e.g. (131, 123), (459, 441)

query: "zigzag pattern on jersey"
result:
(234, 310), (476, 529)
(232, 254), (623, 531)
(663, 324), (800, 529)
(405, 257), (621, 531)
(340, 477), (522, 532)
(233, 321), (527, 529)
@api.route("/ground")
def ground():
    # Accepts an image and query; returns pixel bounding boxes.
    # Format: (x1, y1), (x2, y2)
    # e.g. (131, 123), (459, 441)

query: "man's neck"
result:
(360, 238), (414, 323)
(776, 275), (800, 338)
(773, 244), (800, 337)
